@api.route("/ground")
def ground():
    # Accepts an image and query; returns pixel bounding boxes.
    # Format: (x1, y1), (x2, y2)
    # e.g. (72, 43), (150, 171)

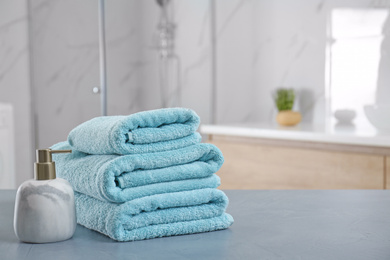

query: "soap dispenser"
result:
(14, 149), (76, 243)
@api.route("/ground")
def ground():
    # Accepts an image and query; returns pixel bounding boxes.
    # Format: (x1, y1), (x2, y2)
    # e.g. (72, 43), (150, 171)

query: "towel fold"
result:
(75, 188), (234, 241)
(51, 107), (233, 241)
(67, 108), (201, 155)
(52, 142), (224, 203)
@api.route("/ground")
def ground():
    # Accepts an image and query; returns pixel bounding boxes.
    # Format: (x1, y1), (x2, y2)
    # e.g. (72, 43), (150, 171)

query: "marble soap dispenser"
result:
(14, 149), (76, 243)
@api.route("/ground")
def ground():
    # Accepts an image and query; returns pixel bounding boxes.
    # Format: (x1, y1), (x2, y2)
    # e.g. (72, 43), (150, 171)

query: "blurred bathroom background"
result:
(1, 0), (390, 188)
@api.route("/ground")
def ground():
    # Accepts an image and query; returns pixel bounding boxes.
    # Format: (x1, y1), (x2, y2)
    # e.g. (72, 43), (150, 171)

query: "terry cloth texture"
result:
(51, 107), (233, 242)
(75, 188), (234, 242)
(67, 108), (201, 155)
(52, 141), (224, 203)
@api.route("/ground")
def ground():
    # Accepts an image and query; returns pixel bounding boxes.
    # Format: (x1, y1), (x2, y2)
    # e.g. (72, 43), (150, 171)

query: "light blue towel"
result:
(75, 188), (234, 241)
(52, 142), (224, 203)
(68, 108), (201, 155)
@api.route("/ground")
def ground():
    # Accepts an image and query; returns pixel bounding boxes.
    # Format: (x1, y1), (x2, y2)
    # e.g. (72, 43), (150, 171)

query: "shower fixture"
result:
(156, 0), (182, 108)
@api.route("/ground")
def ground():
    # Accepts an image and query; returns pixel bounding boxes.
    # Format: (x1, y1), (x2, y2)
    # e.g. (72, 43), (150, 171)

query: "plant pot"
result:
(276, 110), (301, 126)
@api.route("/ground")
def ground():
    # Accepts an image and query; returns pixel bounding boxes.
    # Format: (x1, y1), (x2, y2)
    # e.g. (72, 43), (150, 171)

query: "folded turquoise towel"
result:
(52, 142), (224, 203)
(68, 108), (201, 155)
(75, 188), (234, 241)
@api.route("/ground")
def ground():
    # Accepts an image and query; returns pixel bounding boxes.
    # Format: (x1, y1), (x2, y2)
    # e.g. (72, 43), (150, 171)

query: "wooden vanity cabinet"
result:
(207, 135), (390, 190)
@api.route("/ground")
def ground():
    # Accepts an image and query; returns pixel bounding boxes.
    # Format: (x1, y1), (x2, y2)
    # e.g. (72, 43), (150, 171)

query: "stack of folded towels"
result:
(51, 108), (233, 241)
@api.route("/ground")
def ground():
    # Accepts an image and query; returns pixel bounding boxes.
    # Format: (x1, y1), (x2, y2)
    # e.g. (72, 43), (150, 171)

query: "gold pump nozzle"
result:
(34, 149), (71, 180)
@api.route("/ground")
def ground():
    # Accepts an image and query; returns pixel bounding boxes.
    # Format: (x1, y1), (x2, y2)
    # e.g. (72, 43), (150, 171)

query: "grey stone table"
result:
(1, 190), (390, 260)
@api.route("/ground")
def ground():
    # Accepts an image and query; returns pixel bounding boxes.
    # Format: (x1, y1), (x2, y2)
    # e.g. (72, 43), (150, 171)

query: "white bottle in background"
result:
(14, 149), (76, 243)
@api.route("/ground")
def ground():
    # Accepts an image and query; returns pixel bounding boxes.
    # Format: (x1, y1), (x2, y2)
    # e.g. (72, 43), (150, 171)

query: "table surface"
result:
(201, 122), (390, 148)
(1, 190), (390, 260)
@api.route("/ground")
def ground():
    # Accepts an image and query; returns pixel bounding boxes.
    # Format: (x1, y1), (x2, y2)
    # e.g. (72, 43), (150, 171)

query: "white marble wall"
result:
(0, 0), (33, 187)
(215, 0), (330, 124)
(174, 0), (213, 124)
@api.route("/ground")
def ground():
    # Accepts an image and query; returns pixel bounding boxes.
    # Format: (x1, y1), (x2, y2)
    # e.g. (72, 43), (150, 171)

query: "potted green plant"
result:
(274, 88), (301, 126)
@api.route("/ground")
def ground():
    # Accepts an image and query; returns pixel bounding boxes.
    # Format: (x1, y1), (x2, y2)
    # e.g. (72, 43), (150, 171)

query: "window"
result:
(327, 8), (388, 126)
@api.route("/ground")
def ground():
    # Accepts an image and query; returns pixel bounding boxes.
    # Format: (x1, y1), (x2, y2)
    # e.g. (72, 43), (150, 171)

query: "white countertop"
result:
(200, 122), (390, 148)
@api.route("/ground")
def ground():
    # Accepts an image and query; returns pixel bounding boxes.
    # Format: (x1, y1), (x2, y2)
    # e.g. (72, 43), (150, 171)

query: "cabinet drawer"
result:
(210, 140), (384, 190)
